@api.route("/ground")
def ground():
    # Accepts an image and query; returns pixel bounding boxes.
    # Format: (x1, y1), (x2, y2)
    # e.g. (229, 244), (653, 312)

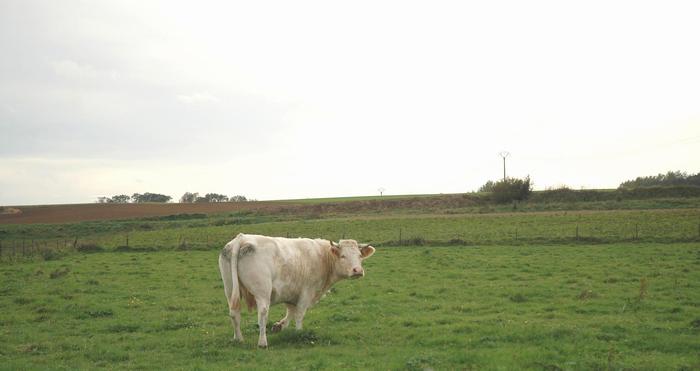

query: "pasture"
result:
(2, 243), (699, 369)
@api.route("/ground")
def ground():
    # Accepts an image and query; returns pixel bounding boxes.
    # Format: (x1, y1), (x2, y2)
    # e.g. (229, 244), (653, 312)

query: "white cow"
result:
(218, 233), (376, 347)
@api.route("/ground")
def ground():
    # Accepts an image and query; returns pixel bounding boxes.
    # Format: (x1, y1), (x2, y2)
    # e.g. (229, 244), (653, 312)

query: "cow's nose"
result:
(352, 267), (364, 276)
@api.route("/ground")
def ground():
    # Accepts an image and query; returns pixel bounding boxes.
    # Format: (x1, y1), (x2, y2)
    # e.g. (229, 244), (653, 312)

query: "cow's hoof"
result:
(258, 343), (268, 349)
(271, 323), (283, 333)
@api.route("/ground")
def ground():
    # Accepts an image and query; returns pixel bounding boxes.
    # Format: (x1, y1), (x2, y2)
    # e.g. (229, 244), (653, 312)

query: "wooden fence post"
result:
(399, 228), (402, 245)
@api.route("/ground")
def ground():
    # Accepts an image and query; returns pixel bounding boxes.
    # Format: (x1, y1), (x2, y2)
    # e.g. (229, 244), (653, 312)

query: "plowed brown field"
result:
(0, 202), (291, 224)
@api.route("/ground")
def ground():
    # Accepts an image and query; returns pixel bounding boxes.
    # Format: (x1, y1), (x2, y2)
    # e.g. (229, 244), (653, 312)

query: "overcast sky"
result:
(1, 1), (699, 205)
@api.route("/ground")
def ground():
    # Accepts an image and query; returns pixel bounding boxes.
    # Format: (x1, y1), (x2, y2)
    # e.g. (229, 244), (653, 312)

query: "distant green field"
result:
(2, 243), (699, 369)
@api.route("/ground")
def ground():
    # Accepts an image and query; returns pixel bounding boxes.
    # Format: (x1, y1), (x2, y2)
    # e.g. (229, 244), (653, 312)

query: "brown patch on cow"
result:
(239, 243), (255, 258)
(240, 284), (257, 312)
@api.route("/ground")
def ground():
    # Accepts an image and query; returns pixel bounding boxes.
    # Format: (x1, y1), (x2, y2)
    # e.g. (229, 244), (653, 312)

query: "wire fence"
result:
(2, 220), (699, 263)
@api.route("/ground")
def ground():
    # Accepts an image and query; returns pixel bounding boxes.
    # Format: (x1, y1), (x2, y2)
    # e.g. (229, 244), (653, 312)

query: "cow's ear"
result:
(360, 244), (375, 259)
(330, 241), (340, 256)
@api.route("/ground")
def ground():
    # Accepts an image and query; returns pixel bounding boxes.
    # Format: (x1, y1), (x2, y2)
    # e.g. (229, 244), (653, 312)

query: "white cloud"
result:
(176, 92), (220, 104)
(50, 59), (119, 81)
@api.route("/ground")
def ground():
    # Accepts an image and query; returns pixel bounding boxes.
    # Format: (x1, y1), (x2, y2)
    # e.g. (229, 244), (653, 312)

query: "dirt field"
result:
(0, 195), (468, 225)
(0, 202), (290, 224)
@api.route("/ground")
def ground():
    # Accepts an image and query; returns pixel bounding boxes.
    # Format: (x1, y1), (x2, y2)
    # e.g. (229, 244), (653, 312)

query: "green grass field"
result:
(2, 194), (700, 369)
(1, 243), (699, 369)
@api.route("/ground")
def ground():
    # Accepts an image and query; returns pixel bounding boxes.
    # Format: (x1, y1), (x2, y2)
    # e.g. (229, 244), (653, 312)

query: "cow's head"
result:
(330, 239), (375, 279)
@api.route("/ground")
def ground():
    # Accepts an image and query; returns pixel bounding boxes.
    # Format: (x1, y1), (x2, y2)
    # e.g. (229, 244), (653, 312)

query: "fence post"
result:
(575, 225), (579, 241)
(126, 234), (129, 247)
(399, 227), (402, 245)
(635, 224), (639, 240)
(515, 228), (518, 241)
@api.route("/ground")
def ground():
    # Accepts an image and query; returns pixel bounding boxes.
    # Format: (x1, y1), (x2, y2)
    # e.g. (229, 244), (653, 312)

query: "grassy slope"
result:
(1, 244), (699, 369)
(275, 194), (438, 204)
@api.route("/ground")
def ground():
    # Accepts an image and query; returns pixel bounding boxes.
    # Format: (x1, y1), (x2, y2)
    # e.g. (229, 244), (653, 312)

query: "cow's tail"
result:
(219, 233), (243, 311)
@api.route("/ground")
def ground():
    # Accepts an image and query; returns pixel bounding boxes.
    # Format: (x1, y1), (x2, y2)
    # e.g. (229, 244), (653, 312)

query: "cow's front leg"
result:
(293, 306), (307, 330)
(294, 293), (312, 330)
(271, 305), (296, 333)
(256, 299), (270, 348)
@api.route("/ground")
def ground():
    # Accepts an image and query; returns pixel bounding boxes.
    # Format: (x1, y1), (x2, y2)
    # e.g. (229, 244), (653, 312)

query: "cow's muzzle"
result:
(351, 267), (364, 278)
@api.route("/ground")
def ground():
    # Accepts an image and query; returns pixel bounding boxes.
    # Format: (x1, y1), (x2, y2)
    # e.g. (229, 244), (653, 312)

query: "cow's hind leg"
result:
(271, 304), (296, 333)
(256, 298), (271, 348)
(229, 308), (244, 342)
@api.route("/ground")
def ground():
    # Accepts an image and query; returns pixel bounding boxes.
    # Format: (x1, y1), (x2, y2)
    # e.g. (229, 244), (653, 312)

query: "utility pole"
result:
(499, 151), (510, 180)
(378, 187), (386, 197)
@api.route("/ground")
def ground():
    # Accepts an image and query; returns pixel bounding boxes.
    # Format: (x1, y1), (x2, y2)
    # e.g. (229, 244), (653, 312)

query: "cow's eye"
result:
(340, 254), (346, 258)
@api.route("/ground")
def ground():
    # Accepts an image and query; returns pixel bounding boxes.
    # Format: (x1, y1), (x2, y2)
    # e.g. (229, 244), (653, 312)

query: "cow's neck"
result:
(318, 248), (344, 298)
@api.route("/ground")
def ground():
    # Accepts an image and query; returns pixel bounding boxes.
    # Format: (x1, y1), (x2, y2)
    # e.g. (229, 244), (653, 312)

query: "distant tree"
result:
(204, 193), (229, 202)
(229, 195), (248, 202)
(111, 194), (130, 203)
(132, 192), (172, 203)
(619, 171), (700, 189)
(96, 196), (112, 204)
(179, 192), (199, 203)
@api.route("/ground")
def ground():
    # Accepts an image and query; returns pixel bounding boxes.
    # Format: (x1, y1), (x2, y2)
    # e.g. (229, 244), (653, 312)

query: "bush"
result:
(478, 180), (496, 193)
(76, 243), (104, 253)
(490, 176), (532, 203)
(39, 248), (63, 261)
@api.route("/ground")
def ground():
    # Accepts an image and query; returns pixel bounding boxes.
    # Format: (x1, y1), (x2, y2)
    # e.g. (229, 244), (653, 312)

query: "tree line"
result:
(475, 170), (699, 204)
(97, 193), (171, 204)
(618, 171), (700, 189)
(96, 192), (249, 204)
(178, 192), (248, 203)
